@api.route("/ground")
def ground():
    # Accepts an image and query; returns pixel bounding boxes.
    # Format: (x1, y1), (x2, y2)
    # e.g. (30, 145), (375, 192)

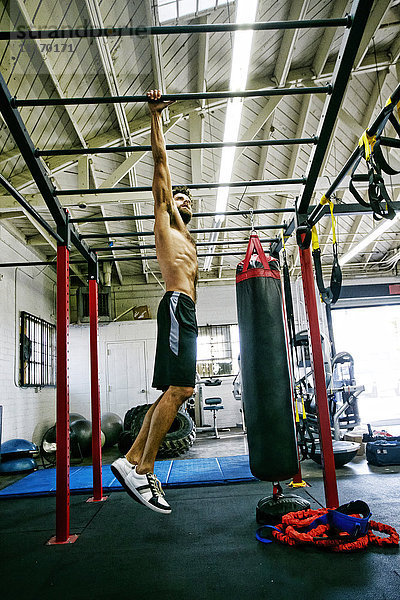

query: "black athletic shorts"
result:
(152, 291), (198, 391)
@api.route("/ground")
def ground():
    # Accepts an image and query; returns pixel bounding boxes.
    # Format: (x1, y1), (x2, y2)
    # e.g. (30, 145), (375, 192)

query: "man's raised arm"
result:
(147, 89), (175, 217)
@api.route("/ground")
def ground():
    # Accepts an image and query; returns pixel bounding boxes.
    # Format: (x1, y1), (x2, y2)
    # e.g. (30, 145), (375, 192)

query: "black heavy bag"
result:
(236, 234), (298, 481)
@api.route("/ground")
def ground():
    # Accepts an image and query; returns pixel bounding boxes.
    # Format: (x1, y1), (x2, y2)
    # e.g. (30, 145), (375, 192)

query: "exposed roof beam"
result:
(196, 16), (209, 108)
(287, 93), (313, 179)
(84, 0), (131, 145)
(98, 119), (180, 189)
(248, 117), (274, 215)
(77, 154), (123, 285)
(320, 67), (391, 175)
(145, 0), (169, 122)
(354, 0), (392, 69)
(342, 213), (363, 262)
(232, 95), (284, 168)
(189, 111), (204, 233)
(390, 30), (400, 64)
(273, 0), (311, 86)
(312, 0), (348, 78)
(132, 202), (149, 283)
(100, 206), (124, 285)
(14, 0), (98, 187)
(83, 0), (137, 282)
(275, 93), (314, 222)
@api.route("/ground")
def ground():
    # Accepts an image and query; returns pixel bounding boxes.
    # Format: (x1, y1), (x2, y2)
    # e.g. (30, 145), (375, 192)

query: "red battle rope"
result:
(257, 508), (399, 552)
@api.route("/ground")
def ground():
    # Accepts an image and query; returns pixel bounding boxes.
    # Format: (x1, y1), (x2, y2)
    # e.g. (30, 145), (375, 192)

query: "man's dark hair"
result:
(172, 185), (192, 201)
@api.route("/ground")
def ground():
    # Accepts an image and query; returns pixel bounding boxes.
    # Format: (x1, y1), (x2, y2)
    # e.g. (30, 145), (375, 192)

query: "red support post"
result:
(48, 244), (78, 545)
(88, 277), (106, 502)
(298, 243), (339, 508)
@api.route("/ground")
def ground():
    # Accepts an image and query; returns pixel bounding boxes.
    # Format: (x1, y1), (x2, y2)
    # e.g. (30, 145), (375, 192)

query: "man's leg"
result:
(125, 392), (165, 465)
(136, 385), (194, 475)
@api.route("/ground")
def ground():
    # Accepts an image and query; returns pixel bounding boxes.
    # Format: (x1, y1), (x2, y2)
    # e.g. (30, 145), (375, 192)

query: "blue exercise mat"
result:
(0, 455), (255, 498)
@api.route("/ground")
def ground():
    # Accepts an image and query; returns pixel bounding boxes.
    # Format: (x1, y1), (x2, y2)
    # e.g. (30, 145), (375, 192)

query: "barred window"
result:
(196, 324), (240, 378)
(20, 312), (56, 387)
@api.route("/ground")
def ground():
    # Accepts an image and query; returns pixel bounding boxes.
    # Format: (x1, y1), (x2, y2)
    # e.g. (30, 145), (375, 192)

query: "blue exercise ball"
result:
(0, 457), (37, 474)
(0, 438), (38, 460)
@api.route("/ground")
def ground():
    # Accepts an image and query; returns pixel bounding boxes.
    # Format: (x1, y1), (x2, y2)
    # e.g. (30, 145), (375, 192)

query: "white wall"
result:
(0, 226), (56, 445)
(69, 320), (159, 420)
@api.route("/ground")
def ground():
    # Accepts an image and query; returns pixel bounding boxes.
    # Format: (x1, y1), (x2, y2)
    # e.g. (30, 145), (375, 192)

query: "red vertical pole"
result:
(56, 244), (70, 541)
(88, 276), (105, 502)
(47, 243), (79, 545)
(298, 243), (339, 508)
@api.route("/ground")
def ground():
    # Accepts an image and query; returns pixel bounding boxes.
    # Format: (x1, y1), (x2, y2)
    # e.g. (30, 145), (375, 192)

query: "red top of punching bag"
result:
(236, 233), (281, 283)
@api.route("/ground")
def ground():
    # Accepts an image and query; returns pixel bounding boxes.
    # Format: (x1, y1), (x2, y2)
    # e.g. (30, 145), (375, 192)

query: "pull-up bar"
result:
(2, 17), (351, 41)
(56, 178), (306, 196)
(70, 207), (295, 224)
(0, 251), (252, 269)
(36, 137), (318, 157)
(13, 86), (331, 108)
(96, 251), (249, 262)
(90, 238), (279, 252)
(80, 224), (286, 239)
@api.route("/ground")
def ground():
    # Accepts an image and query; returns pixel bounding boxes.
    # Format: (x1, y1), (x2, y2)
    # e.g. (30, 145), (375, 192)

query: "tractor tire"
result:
(123, 404), (196, 459)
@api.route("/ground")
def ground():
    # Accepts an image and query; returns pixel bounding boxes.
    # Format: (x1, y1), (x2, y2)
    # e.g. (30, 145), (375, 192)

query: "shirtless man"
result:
(111, 90), (198, 514)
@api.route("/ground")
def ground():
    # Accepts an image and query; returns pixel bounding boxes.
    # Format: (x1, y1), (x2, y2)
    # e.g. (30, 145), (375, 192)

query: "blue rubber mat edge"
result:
(0, 455), (256, 498)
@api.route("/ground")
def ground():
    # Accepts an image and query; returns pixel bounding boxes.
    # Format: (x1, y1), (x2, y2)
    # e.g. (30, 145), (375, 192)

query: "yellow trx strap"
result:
(329, 200), (337, 245)
(301, 394), (306, 420)
(313, 197), (336, 247)
(280, 228), (286, 251)
(311, 225), (319, 250)
(295, 396), (299, 423)
(358, 130), (376, 161)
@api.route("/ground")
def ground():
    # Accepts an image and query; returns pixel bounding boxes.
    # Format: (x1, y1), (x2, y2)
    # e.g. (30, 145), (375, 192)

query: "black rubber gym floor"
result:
(1, 471), (399, 600)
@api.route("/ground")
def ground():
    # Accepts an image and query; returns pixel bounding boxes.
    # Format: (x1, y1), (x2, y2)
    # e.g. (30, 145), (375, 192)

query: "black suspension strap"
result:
(373, 101), (400, 176)
(311, 198), (342, 305)
(349, 125), (397, 221)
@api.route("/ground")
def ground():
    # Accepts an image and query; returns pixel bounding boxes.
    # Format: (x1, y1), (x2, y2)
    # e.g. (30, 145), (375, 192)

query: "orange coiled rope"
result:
(260, 508), (399, 553)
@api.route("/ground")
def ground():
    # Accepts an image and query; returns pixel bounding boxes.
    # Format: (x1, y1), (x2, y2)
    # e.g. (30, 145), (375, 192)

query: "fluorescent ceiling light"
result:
(204, 0), (258, 269)
(340, 213), (400, 267)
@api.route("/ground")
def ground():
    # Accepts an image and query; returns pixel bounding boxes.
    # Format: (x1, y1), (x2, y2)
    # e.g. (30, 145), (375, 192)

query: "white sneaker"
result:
(111, 457), (171, 514)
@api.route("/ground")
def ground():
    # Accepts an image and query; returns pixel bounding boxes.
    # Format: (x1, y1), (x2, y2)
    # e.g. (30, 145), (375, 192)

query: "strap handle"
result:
(373, 138), (400, 176)
(242, 233), (269, 272)
(349, 154), (396, 221)
(311, 202), (342, 305)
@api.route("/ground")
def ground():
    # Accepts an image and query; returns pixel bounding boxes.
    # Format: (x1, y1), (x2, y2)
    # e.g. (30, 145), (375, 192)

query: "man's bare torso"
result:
(155, 220), (198, 302)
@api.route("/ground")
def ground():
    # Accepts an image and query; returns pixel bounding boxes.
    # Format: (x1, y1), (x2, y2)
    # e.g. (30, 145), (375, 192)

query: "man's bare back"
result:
(147, 89), (198, 301)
